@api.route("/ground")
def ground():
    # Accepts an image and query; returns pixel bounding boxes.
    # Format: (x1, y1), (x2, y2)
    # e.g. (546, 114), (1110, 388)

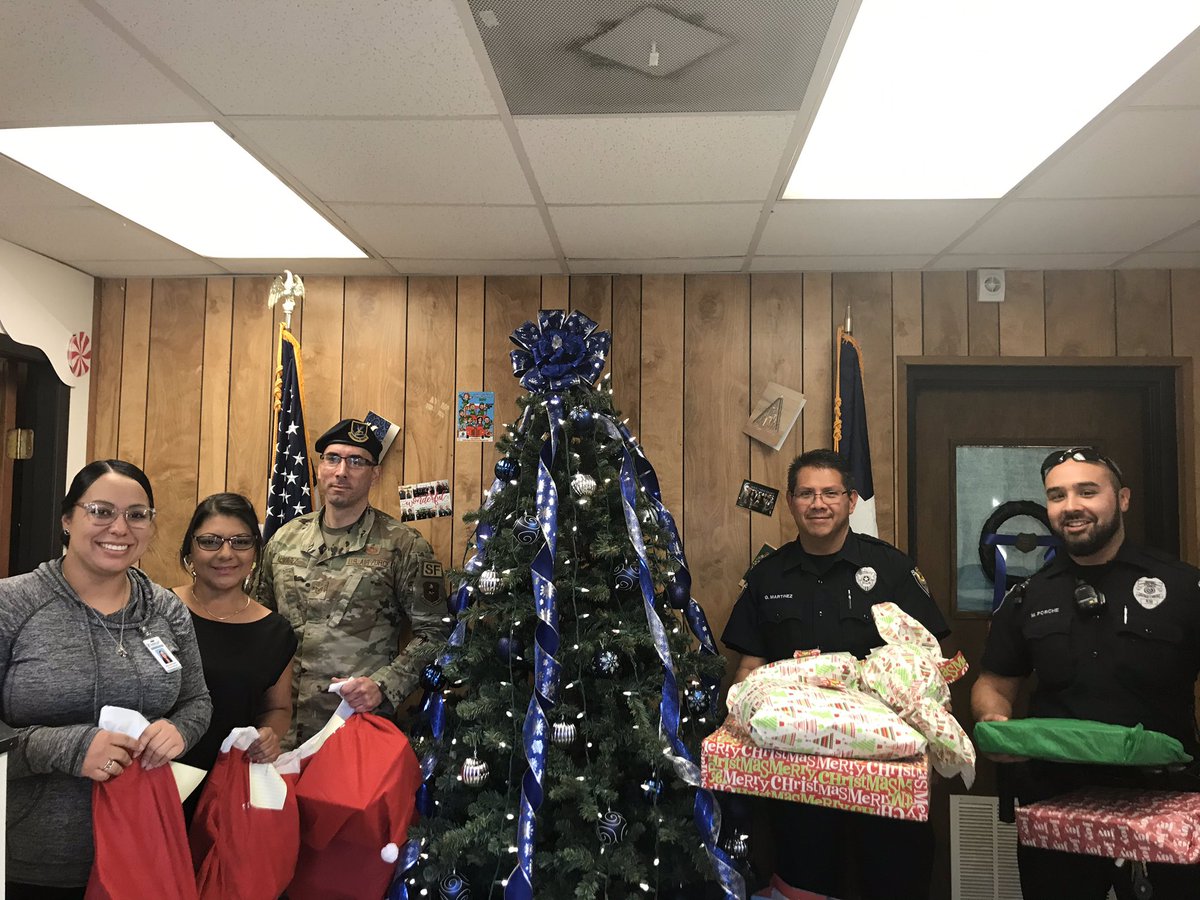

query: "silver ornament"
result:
(461, 756), (489, 786)
(551, 722), (577, 745)
(478, 568), (501, 595)
(570, 472), (597, 498)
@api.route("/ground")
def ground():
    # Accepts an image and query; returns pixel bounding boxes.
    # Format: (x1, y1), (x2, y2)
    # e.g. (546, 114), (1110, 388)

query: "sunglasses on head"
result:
(1040, 447), (1124, 485)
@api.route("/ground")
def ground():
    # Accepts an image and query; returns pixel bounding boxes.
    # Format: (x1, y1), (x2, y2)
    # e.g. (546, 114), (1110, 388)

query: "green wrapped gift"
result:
(974, 719), (1193, 767)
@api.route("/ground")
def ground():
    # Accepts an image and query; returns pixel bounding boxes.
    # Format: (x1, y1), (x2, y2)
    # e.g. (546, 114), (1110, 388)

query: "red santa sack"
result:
(286, 711), (422, 900)
(87, 761), (198, 900)
(190, 727), (300, 900)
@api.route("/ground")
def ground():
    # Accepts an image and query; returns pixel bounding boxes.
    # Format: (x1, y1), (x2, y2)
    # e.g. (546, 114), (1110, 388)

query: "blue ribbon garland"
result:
(597, 415), (745, 899)
(505, 396), (565, 899)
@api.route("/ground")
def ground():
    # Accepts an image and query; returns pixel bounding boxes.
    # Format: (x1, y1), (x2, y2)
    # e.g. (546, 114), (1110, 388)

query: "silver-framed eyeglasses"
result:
(75, 501), (156, 527)
(791, 489), (849, 503)
(319, 452), (376, 470)
(194, 533), (256, 551)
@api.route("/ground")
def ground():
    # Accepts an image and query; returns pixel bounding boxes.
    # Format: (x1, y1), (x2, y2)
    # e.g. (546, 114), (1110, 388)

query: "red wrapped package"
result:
(286, 711), (422, 900)
(1017, 787), (1200, 864)
(86, 757), (199, 900)
(190, 727), (300, 900)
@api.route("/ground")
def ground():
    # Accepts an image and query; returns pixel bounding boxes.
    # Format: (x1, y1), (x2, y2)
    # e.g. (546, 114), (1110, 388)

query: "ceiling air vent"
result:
(580, 6), (732, 77)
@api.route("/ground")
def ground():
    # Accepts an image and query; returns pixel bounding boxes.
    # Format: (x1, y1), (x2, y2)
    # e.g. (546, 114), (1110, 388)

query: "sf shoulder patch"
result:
(912, 567), (931, 596)
(421, 560), (444, 578)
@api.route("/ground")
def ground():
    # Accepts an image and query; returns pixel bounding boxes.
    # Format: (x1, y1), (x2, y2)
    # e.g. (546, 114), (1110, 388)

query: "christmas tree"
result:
(393, 311), (743, 899)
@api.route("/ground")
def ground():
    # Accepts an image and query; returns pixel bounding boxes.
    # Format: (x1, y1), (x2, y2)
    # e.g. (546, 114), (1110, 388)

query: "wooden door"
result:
(0, 357), (17, 576)
(903, 360), (1182, 900)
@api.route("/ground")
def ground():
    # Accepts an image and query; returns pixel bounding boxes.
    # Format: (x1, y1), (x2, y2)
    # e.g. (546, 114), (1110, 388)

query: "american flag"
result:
(264, 325), (314, 540)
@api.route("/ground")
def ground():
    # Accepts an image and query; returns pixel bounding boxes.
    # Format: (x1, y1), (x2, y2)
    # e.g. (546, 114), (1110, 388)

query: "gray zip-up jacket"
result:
(0, 559), (211, 887)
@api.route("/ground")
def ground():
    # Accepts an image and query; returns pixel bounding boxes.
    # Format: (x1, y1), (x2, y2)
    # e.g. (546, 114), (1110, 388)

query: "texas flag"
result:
(833, 326), (878, 537)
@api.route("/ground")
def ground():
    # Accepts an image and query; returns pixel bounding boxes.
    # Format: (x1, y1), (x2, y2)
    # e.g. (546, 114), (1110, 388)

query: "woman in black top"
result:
(172, 494), (297, 816)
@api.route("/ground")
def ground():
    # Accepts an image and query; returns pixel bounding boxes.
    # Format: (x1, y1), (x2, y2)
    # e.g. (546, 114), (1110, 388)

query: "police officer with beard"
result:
(973, 447), (1200, 899)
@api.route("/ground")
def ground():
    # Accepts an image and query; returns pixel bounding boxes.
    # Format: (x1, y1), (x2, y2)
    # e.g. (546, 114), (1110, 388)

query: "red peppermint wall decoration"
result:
(68, 331), (91, 377)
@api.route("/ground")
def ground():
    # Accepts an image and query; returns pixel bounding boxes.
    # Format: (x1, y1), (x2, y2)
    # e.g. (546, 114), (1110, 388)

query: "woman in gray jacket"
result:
(0, 459), (211, 898)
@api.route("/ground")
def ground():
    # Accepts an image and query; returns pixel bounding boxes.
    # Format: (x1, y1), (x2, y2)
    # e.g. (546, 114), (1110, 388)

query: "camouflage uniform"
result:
(258, 505), (448, 745)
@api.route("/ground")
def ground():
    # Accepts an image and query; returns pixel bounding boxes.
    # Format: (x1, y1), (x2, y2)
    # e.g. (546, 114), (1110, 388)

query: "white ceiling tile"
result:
(0, 157), (97, 208)
(1116, 252), (1200, 268)
(95, 0), (496, 116)
(1020, 110), (1200, 198)
(0, 205), (196, 261)
(757, 200), (994, 256)
(954, 198), (1200, 254)
(1148, 220), (1200, 251)
(931, 253), (1126, 270)
(386, 259), (562, 275)
(236, 119), (532, 204)
(751, 255), (934, 271)
(0, 3), (208, 126)
(551, 204), (760, 259)
(1130, 36), (1200, 107)
(70, 260), (229, 277)
(331, 205), (556, 258)
(210, 258), (397, 276)
(569, 258), (744, 274)
(518, 115), (794, 203)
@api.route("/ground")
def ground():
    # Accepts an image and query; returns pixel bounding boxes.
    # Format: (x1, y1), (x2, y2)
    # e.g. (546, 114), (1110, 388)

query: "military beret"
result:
(314, 418), (382, 461)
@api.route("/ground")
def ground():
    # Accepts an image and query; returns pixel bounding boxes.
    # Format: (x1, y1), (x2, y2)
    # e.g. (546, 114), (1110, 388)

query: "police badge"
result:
(855, 566), (878, 591)
(912, 567), (931, 596)
(1132, 576), (1167, 610)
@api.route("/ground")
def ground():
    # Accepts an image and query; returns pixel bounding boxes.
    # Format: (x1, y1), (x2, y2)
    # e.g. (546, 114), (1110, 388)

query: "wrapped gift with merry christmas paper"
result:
(701, 724), (930, 821)
(725, 650), (929, 760)
(1017, 787), (1200, 864)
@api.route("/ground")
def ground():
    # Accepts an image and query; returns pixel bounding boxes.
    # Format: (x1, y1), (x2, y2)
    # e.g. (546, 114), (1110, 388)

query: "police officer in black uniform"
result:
(722, 449), (949, 899)
(972, 447), (1200, 900)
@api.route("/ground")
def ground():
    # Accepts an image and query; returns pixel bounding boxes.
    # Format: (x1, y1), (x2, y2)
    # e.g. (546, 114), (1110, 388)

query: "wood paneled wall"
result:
(89, 270), (1200, 650)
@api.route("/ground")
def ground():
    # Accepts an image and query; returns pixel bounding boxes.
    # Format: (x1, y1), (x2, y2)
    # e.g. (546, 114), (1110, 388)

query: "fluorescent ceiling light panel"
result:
(784, 1), (1200, 200)
(0, 122), (365, 258)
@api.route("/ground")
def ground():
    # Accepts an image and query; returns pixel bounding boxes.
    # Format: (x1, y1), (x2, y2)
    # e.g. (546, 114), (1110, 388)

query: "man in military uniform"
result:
(972, 447), (1200, 899)
(258, 418), (450, 745)
(722, 449), (949, 900)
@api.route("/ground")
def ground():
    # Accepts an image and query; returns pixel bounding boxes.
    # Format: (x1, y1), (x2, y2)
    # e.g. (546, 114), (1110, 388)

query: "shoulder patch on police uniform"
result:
(1133, 576), (1167, 610)
(912, 567), (930, 596)
(422, 560), (444, 578)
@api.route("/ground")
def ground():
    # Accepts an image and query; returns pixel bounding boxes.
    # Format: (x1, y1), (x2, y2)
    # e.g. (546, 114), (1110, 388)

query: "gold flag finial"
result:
(267, 270), (305, 331)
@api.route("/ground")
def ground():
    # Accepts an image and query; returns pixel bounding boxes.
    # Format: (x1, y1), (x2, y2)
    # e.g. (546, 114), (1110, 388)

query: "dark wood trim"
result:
(896, 355), (1194, 566)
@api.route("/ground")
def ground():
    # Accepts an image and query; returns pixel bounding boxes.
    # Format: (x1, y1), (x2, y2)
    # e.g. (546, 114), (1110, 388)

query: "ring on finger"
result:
(102, 759), (116, 772)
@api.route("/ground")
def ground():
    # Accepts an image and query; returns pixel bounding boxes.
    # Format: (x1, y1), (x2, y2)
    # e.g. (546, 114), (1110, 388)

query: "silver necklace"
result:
(92, 602), (129, 657)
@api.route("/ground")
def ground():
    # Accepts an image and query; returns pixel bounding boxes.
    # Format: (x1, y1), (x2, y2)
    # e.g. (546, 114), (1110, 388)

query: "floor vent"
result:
(951, 795), (1023, 900)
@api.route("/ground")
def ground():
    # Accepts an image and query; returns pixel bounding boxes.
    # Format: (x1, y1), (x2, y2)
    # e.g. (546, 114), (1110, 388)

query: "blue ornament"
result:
(592, 649), (620, 678)
(612, 562), (637, 593)
(569, 405), (595, 434)
(512, 514), (540, 545)
(597, 810), (628, 844)
(439, 873), (471, 900)
(497, 635), (524, 664)
(494, 457), (520, 481)
(684, 685), (711, 716)
(665, 581), (690, 609)
(421, 663), (446, 691)
(640, 776), (664, 803)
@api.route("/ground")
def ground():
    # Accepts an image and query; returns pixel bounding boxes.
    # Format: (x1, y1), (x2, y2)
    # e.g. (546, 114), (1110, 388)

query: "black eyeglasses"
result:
(194, 533), (256, 551)
(1040, 447), (1124, 485)
(790, 489), (850, 504)
(319, 452), (376, 470)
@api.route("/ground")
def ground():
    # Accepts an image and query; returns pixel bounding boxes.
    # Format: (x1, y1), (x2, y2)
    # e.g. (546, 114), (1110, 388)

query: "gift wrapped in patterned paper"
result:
(1017, 788), (1200, 864)
(859, 602), (976, 787)
(726, 660), (927, 759)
